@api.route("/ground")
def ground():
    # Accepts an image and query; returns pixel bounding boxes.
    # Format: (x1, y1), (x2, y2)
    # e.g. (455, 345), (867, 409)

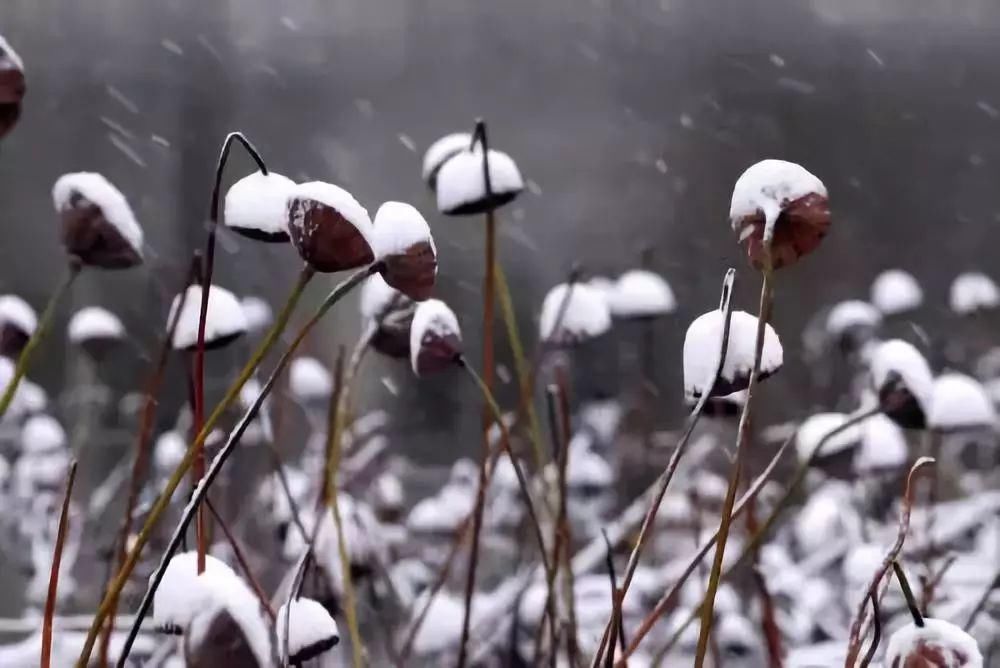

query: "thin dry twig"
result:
(41, 461), (78, 668)
(205, 498), (275, 622)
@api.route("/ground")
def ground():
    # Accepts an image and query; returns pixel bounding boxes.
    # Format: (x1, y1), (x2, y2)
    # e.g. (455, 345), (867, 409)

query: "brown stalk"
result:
(41, 461), (78, 668)
(554, 369), (581, 667)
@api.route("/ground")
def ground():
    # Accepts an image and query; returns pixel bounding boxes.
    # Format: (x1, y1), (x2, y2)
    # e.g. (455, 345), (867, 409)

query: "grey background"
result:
(2, 0), (1000, 461)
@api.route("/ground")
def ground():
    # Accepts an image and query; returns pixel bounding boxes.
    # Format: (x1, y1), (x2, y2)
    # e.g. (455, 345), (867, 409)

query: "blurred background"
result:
(2, 0), (1000, 461)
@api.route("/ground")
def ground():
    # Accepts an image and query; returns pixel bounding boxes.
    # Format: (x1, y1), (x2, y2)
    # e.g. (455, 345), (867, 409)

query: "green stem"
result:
(694, 267), (773, 667)
(77, 263), (316, 667)
(0, 263), (80, 418)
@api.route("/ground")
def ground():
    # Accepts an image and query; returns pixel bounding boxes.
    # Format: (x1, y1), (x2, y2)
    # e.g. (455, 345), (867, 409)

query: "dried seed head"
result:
(683, 309), (783, 401)
(871, 269), (923, 316)
(223, 171), (296, 242)
(436, 147), (524, 216)
(409, 299), (462, 376)
(608, 269), (676, 319)
(885, 618), (983, 668)
(360, 274), (415, 359)
(67, 306), (125, 360)
(870, 340), (933, 430)
(52, 172), (144, 269)
(168, 284), (248, 351)
(950, 272), (999, 316)
(0, 294), (36, 358)
(372, 201), (437, 301)
(422, 132), (472, 190)
(286, 181), (375, 272)
(276, 597), (340, 665)
(0, 35), (26, 140)
(539, 282), (612, 347)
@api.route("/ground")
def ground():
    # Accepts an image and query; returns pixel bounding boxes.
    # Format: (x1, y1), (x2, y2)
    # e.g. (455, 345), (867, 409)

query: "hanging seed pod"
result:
(683, 309), (783, 401)
(0, 35), (25, 140)
(0, 294), (36, 358)
(67, 306), (125, 361)
(372, 201), (437, 301)
(168, 284), (248, 351)
(224, 171), (296, 242)
(276, 597), (340, 665)
(422, 132), (472, 191)
(409, 299), (462, 376)
(538, 282), (611, 347)
(360, 274), (414, 359)
(52, 172), (144, 269)
(435, 123), (523, 216)
(870, 339), (933, 430)
(286, 181), (375, 272)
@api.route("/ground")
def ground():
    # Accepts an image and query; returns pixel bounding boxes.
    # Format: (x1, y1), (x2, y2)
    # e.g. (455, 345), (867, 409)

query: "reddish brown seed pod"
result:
(52, 173), (144, 269)
(409, 299), (462, 376)
(286, 182), (375, 273)
(0, 36), (25, 140)
(372, 202), (437, 302)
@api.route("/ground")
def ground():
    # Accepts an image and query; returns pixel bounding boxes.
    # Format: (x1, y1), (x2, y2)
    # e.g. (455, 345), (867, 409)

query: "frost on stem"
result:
(435, 145), (524, 216)
(360, 273), (415, 359)
(276, 597), (340, 665)
(538, 282), (612, 347)
(683, 309), (782, 401)
(870, 339), (933, 429)
(224, 171), (296, 242)
(950, 272), (1000, 316)
(286, 181), (375, 272)
(0, 34), (26, 140)
(928, 373), (996, 433)
(871, 269), (923, 316)
(409, 298), (462, 376)
(0, 294), (37, 357)
(884, 617), (983, 668)
(52, 172), (144, 269)
(729, 159), (829, 270)
(608, 269), (677, 319)
(67, 306), (124, 359)
(372, 201), (438, 301)
(168, 284), (248, 351)
(289, 356), (333, 402)
(422, 132), (472, 189)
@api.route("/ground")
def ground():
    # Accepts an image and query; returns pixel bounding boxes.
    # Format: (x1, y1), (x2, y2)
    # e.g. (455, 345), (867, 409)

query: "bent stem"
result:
(0, 262), (80, 418)
(41, 461), (78, 668)
(205, 498), (275, 622)
(77, 265), (355, 667)
(324, 353), (365, 668)
(693, 266), (773, 667)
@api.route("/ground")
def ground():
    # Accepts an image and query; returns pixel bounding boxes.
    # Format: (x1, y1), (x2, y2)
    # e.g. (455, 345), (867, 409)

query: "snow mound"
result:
(950, 272), (1000, 315)
(21, 414), (66, 454)
(224, 171), (296, 240)
(0, 295), (37, 335)
(608, 269), (676, 318)
(168, 284), (247, 350)
(372, 201), (434, 258)
(854, 414), (908, 472)
(796, 412), (863, 461)
(885, 618), (983, 668)
(871, 269), (923, 315)
(539, 282), (612, 345)
(825, 300), (881, 337)
(929, 373), (996, 431)
(289, 357), (332, 401)
(276, 597), (339, 663)
(409, 298), (462, 375)
(683, 309), (783, 401)
(52, 172), (143, 253)
(0, 34), (24, 71)
(422, 132), (472, 184)
(729, 159), (826, 242)
(240, 296), (273, 333)
(67, 306), (124, 343)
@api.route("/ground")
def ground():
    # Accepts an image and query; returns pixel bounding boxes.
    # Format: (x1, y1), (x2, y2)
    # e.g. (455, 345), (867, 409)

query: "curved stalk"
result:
(0, 262), (81, 418)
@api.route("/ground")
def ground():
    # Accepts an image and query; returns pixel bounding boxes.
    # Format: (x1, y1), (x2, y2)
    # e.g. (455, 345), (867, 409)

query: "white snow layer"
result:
(372, 201), (435, 258)
(289, 356), (333, 400)
(0, 295), (37, 335)
(870, 339), (934, 410)
(188, 565), (272, 668)
(929, 373), (996, 431)
(21, 414), (66, 454)
(154, 431), (187, 474)
(152, 552), (235, 633)
(796, 413), (862, 461)
(0, 34), (24, 71)
(286, 181), (373, 242)
(422, 132), (472, 182)
(566, 440), (613, 489)
(950, 272), (1000, 315)
(276, 597), (339, 661)
(168, 284), (248, 350)
(825, 300), (881, 337)
(854, 414), (908, 472)
(435, 148), (524, 213)
(885, 618), (983, 668)
(729, 159), (826, 242)
(52, 172), (144, 253)
(871, 269), (923, 315)
(608, 269), (676, 318)
(223, 171), (296, 237)
(409, 298), (461, 374)
(360, 273), (404, 321)
(539, 282), (612, 344)
(68, 306), (124, 343)
(683, 309), (783, 401)
(240, 296), (273, 333)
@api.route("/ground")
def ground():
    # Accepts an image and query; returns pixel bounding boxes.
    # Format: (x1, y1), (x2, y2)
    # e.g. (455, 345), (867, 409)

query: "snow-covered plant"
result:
(538, 282), (611, 346)
(607, 269), (676, 319)
(795, 412), (863, 462)
(276, 597), (340, 665)
(286, 181), (375, 272)
(152, 552), (236, 635)
(884, 618), (983, 668)
(0, 294), (36, 357)
(729, 159), (829, 270)
(183, 566), (273, 667)
(950, 272), (1000, 316)
(870, 339), (933, 429)
(168, 284), (248, 350)
(359, 273), (415, 359)
(289, 356), (333, 402)
(871, 269), (923, 316)
(825, 300), (882, 351)
(67, 306), (124, 359)
(435, 123), (523, 216)
(409, 298), (462, 376)
(223, 170), (296, 242)
(239, 296), (272, 334)
(53, 172), (143, 269)
(928, 373), (996, 432)
(683, 309), (783, 401)
(853, 414), (908, 474)
(422, 132), (472, 190)
(0, 34), (26, 140)
(371, 201), (437, 301)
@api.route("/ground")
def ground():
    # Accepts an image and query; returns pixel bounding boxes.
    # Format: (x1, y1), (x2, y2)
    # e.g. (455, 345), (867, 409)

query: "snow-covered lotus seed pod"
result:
(539, 282), (612, 347)
(0, 35), (25, 140)
(871, 269), (923, 316)
(409, 299), (462, 376)
(729, 159), (830, 271)
(52, 172), (144, 269)
(422, 132), (472, 190)
(152, 552), (235, 634)
(276, 597), (340, 665)
(286, 181), (375, 273)
(853, 414), (908, 474)
(825, 300), (882, 352)
(223, 171), (296, 242)
(928, 373), (996, 432)
(168, 284), (248, 351)
(240, 296), (272, 334)
(870, 339), (933, 429)
(885, 618), (983, 668)
(950, 272), (1000, 316)
(704, 389), (747, 418)
(184, 566), (272, 667)
(608, 269), (676, 319)
(289, 356), (332, 402)
(20, 413), (66, 455)
(795, 412), (863, 462)
(0, 294), (36, 357)
(360, 274), (415, 359)
(154, 430), (187, 475)
(683, 309), (783, 401)
(68, 306), (124, 359)
(436, 139), (524, 216)
(372, 201), (437, 301)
